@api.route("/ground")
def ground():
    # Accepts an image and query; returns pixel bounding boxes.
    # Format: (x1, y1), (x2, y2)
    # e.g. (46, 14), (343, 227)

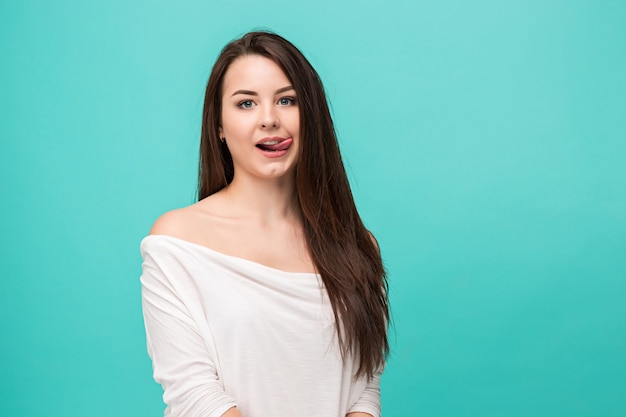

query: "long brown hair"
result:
(198, 31), (389, 379)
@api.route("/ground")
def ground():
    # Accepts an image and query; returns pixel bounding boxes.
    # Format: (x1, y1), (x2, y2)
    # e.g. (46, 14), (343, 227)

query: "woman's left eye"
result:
(278, 97), (296, 106)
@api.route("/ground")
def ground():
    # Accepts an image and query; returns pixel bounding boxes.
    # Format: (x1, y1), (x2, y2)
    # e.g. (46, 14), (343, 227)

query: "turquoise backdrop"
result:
(1, 1), (624, 416)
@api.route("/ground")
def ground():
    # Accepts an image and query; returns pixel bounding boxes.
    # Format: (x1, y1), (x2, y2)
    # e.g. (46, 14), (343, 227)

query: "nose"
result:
(260, 105), (279, 129)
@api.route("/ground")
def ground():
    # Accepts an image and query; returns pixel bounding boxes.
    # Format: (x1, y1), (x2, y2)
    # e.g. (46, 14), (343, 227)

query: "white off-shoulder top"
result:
(140, 235), (381, 417)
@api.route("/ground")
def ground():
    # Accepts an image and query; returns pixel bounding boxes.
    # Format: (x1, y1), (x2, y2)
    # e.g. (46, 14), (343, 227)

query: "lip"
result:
(255, 136), (293, 158)
(255, 136), (290, 145)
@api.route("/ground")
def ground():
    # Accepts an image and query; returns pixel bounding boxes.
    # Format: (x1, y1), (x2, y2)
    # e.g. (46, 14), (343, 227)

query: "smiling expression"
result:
(220, 55), (300, 182)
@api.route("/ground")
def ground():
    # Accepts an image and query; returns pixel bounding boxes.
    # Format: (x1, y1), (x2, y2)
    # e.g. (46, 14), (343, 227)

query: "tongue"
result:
(258, 138), (293, 151)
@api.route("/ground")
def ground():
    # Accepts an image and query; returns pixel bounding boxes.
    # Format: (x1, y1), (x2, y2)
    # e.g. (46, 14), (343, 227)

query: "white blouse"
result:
(140, 235), (381, 417)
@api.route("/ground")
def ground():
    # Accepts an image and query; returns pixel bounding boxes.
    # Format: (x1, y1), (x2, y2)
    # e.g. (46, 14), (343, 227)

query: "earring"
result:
(220, 137), (225, 143)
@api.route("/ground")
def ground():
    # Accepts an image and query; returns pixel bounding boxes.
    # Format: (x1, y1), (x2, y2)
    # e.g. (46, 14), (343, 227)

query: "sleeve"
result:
(346, 373), (382, 417)
(141, 248), (237, 417)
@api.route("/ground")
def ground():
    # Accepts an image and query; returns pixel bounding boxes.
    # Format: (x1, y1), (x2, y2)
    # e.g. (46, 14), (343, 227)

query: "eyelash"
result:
(278, 96), (296, 106)
(237, 100), (254, 109)
(237, 97), (297, 109)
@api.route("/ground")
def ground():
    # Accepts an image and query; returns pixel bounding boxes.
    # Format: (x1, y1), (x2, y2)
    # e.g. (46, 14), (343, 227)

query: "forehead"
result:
(222, 55), (291, 94)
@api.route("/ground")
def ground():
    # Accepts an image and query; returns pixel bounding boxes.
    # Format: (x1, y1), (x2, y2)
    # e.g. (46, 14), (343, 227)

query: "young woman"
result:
(140, 31), (389, 417)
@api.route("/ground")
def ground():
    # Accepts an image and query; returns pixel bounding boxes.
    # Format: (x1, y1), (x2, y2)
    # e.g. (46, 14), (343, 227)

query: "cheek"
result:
(220, 110), (239, 136)
(287, 111), (300, 133)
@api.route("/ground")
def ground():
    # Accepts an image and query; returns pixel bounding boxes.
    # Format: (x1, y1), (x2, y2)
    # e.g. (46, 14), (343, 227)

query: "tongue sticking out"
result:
(256, 138), (293, 152)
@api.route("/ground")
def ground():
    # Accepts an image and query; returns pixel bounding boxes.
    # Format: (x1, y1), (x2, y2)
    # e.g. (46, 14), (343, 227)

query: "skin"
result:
(152, 55), (311, 273)
(220, 55), (301, 187)
(221, 406), (372, 417)
(150, 55), (373, 417)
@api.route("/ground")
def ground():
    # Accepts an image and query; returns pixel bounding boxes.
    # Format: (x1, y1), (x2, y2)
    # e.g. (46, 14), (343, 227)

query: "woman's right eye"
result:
(238, 100), (254, 109)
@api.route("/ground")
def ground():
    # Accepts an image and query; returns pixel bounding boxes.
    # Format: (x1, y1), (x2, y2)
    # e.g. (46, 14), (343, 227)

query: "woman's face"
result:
(220, 54), (300, 182)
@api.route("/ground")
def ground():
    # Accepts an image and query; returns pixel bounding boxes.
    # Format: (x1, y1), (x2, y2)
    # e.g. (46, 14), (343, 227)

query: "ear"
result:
(218, 125), (223, 138)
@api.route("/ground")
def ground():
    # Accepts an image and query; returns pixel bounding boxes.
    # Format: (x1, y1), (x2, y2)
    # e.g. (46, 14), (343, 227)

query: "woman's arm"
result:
(346, 372), (382, 417)
(141, 243), (238, 417)
(222, 407), (245, 417)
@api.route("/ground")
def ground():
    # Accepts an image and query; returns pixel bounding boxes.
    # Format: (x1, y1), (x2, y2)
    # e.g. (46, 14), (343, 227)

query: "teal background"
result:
(1, 0), (625, 416)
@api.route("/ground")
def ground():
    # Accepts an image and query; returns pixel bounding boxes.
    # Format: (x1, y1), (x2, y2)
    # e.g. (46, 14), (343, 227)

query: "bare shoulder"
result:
(367, 230), (380, 252)
(148, 196), (229, 246)
(149, 207), (192, 236)
(150, 201), (215, 237)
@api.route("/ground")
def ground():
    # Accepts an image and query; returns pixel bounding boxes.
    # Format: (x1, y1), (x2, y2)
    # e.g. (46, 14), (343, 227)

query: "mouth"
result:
(255, 137), (293, 153)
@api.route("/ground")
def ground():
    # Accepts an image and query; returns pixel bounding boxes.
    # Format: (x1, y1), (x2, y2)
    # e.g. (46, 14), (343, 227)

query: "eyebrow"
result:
(231, 85), (295, 97)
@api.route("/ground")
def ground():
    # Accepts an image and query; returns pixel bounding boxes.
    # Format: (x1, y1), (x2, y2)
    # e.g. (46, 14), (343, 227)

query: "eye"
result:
(238, 100), (255, 109)
(278, 97), (296, 106)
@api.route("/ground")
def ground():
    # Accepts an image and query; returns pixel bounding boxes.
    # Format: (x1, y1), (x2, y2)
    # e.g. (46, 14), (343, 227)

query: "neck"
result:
(221, 173), (300, 224)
